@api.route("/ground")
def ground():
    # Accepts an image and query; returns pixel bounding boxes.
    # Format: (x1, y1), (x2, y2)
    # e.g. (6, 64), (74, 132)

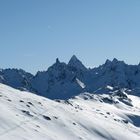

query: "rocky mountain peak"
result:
(56, 58), (60, 64)
(1, 57), (140, 99)
(68, 55), (87, 71)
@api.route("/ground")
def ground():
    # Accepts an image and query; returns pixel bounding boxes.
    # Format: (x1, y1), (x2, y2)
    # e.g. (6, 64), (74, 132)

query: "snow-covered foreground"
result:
(0, 84), (140, 140)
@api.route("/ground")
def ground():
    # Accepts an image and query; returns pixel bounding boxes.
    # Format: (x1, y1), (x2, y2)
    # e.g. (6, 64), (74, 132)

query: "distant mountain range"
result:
(1, 55), (140, 99)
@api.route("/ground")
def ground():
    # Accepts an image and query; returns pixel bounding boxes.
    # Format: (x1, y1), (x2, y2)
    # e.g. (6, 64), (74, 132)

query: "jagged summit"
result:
(68, 55), (87, 71)
(112, 58), (125, 64)
(104, 58), (125, 65)
(56, 58), (60, 64)
(1, 57), (140, 99)
(69, 55), (79, 63)
(112, 58), (119, 63)
(105, 59), (112, 65)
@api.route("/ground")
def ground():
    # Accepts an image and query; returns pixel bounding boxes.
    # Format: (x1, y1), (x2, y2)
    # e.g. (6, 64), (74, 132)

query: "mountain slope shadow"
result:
(127, 115), (140, 127)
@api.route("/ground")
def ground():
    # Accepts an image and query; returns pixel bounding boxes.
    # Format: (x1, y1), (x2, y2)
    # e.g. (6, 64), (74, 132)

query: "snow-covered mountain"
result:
(1, 58), (140, 139)
(1, 56), (140, 99)
(0, 84), (140, 140)
(0, 69), (33, 91)
(31, 56), (87, 99)
(89, 58), (140, 91)
(31, 56), (140, 99)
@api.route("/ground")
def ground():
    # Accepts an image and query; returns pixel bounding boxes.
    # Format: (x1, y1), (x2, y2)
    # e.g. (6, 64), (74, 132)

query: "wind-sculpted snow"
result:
(0, 84), (140, 140)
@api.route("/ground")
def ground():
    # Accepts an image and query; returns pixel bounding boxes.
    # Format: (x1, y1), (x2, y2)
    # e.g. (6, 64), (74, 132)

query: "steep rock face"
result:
(88, 59), (128, 91)
(1, 56), (140, 99)
(68, 55), (87, 72)
(0, 69), (33, 91)
(31, 57), (140, 99)
(31, 57), (86, 99)
(89, 59), (140, 93)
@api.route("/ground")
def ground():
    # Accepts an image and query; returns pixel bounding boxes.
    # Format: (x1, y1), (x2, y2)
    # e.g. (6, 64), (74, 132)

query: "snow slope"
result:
(0, 84), (140, 140)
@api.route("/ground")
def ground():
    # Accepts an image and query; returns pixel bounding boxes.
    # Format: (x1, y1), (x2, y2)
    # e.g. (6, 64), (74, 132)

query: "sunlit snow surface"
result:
(0, 84), (140, 140)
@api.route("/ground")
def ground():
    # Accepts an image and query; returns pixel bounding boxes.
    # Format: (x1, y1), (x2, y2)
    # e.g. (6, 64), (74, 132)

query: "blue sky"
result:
(0, 0), (140, 74)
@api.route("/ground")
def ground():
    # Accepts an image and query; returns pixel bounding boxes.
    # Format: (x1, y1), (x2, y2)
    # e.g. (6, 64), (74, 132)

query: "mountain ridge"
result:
(1, 56), (140, 99)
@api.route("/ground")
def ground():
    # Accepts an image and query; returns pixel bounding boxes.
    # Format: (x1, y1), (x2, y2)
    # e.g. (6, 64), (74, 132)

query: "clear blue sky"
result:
(0, 0), (140, 74)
